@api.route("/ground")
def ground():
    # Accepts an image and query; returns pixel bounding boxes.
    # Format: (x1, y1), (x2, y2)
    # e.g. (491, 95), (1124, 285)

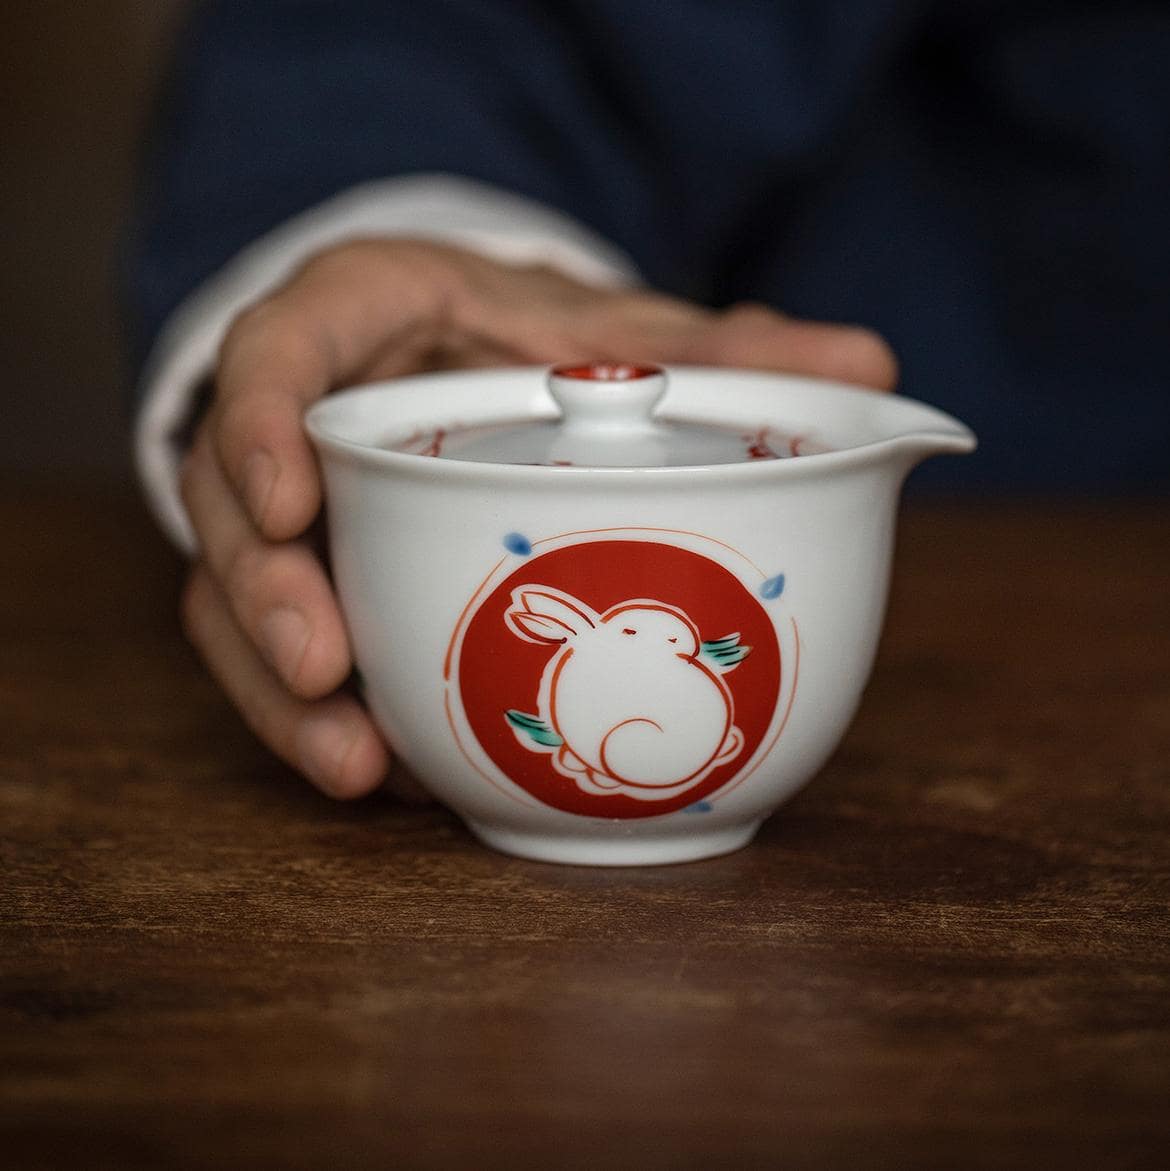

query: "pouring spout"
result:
(866, 393), (977, 470)
(891, 424), (978, 462)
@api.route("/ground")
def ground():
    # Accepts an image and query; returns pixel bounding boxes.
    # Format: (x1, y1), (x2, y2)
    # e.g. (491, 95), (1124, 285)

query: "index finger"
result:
(212, 241), (456, 540)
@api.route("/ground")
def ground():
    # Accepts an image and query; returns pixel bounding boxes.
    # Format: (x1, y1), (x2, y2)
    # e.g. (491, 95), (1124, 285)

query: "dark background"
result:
(1, 2), (185, 482)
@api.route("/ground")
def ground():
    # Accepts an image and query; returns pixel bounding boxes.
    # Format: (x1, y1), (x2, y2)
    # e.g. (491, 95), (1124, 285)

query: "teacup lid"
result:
(390, 363), (820, 467)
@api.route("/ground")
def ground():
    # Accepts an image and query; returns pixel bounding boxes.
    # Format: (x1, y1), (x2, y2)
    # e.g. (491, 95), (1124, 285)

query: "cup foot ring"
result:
(464, 819), (763, 867)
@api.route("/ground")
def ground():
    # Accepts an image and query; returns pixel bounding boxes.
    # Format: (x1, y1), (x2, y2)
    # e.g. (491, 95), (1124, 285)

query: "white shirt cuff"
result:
(134, 173), (641, 552)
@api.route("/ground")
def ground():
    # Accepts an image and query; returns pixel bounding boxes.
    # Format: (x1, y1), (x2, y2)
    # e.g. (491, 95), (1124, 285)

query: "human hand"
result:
(178, 239), (896, 799)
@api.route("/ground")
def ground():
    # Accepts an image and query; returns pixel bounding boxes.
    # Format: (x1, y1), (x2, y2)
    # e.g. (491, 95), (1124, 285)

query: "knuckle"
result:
(222, 541), (315, 637)
(298, 237), (442, 292)
(296, 238), (375, 283)
(217, 300), (317, 388)
(709, 302), (786, 358)
(222, 540), (272, 612)
(219, 298), (283, 362)
(388, 242), (466, 312)
(212, 389), (290, 475)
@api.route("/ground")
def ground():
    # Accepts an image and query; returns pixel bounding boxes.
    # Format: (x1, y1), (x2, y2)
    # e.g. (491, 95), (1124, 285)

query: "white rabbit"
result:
(504, 585), (750, 801)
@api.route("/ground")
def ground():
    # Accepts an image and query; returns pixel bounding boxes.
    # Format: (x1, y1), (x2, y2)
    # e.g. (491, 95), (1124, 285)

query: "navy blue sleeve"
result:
(127, 1), (1170, 491)
(125, 0), (654, 359)
(124, 0), (912, 362)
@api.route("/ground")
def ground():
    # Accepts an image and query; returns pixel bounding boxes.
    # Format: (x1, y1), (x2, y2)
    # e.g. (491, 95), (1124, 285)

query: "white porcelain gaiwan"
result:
(306, 363), (975, 866)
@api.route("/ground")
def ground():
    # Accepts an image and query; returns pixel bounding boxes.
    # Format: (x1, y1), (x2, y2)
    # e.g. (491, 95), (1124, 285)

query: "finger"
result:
(212, 241), (457, 541)
(354, 333), (522, 383)
(211, 244), (672, 541)
(180, 424), (351, 699)
(448, 264), (717, 365)
(213, 245), (709, 540)
(685, 303), (899, 390)
(442, 265), (895, 392)
(180, 562), (390, 800)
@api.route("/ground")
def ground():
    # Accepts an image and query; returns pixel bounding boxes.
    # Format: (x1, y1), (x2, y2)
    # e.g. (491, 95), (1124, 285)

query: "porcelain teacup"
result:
(305, 363), (975, 865)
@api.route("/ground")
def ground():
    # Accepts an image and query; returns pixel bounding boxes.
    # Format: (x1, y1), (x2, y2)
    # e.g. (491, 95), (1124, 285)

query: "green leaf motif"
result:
(505, 709), (564, 747)
(701, 633), (751, 667)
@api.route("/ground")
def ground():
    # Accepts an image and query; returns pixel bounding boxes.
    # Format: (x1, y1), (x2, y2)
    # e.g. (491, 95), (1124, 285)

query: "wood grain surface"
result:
(2, 484), (1168, 1170)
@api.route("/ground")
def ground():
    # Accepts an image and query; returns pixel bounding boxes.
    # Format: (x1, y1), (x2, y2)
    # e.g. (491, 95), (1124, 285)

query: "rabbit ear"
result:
(505, 586), (597, 644)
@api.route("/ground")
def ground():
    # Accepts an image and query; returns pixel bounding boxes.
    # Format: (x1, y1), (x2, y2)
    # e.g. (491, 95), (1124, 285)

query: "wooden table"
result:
(3, 484), (1168, 1169)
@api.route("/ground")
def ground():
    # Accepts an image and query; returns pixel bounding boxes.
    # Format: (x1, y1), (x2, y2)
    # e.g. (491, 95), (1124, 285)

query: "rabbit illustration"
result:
(503, 585), (750, 800)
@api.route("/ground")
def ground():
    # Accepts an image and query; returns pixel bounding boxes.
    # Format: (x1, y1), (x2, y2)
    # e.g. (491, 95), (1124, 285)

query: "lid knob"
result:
(548, 363), (667, 432)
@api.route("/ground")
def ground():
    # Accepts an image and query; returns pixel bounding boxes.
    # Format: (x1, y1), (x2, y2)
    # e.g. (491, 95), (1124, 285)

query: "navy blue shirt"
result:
(128, 0), (1170, 491)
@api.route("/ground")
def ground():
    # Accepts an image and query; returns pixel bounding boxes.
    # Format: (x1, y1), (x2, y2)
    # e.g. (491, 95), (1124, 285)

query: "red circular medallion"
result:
(453, 539), (781, 818)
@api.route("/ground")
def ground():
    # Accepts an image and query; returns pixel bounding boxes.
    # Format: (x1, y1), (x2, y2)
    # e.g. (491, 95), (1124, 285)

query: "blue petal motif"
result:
(760, 574), (785, 600)
(684, 801), (714, 813)
(503, 532), (532, 556)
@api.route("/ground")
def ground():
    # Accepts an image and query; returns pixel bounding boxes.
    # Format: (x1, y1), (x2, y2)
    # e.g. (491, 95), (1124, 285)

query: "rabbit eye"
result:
(668, 637), (678, 644)
(621, 627), (637, 636)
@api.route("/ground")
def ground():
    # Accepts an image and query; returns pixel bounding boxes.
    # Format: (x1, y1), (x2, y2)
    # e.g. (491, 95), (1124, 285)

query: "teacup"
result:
(305, 363), (975, 865)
